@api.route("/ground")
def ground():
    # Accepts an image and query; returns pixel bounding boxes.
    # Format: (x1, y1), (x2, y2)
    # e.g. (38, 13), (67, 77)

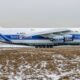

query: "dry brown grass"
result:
(0, 46), (80, 79)
(0, 47), (80, 71)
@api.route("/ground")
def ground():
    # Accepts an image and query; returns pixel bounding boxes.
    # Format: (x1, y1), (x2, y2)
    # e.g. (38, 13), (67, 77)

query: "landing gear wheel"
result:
(35, 45), (53, 48)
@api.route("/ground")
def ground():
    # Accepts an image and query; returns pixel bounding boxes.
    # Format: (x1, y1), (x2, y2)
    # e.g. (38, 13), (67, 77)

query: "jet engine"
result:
(50, 35), (73, 43)
(50, 36), (64, 44)
(64, 35), (73, 42)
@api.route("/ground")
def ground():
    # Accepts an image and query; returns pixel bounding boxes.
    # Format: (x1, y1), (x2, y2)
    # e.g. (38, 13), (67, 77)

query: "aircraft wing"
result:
(38, 29), (74, 41)
(26, 28), (72, 37)
(39, 28), (72, 35)
(41, 29), (72, 38)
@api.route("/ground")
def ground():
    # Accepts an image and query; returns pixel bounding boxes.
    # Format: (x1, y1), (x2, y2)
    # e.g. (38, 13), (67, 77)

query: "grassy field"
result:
(0, 47), (80, 80)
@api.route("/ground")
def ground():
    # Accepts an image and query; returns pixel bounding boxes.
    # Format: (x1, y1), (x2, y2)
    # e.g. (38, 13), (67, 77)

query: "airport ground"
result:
(0, 47), (80, 80)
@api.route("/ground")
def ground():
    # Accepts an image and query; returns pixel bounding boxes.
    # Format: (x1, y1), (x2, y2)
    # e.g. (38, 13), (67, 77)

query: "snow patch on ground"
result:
(0, 53), (80, 80)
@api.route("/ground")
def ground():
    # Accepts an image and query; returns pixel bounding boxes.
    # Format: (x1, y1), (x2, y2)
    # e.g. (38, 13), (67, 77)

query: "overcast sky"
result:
(0, 0), (80, 28)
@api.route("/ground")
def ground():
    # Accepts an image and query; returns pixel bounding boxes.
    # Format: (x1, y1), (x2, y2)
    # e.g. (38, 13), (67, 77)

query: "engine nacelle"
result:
(50, 35), (73, 42)
(50, 36), (64, 43)
(64, 35), (73, 42)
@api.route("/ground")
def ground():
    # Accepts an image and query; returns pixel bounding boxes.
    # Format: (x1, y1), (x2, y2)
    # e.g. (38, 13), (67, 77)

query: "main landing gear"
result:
(35, 45), (53, 48)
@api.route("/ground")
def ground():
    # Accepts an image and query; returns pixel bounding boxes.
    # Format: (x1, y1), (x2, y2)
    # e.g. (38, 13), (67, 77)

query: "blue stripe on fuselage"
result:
(1, 34), (80, 41)
(4, 35), (48, 40)
(72, 34), (80, 39)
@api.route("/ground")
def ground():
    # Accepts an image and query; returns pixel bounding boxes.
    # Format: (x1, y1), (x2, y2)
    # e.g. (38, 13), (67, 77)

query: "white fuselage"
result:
(0, 28), (54, 45)
(0, 28), (80, 46)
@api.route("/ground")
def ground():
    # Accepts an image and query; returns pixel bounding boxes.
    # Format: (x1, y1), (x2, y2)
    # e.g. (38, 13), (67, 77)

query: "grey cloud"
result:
(0, 0), (80, 28)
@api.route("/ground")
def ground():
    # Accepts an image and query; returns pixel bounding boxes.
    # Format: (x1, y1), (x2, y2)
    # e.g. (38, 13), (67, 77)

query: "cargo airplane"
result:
(0, 27), (80, 48)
